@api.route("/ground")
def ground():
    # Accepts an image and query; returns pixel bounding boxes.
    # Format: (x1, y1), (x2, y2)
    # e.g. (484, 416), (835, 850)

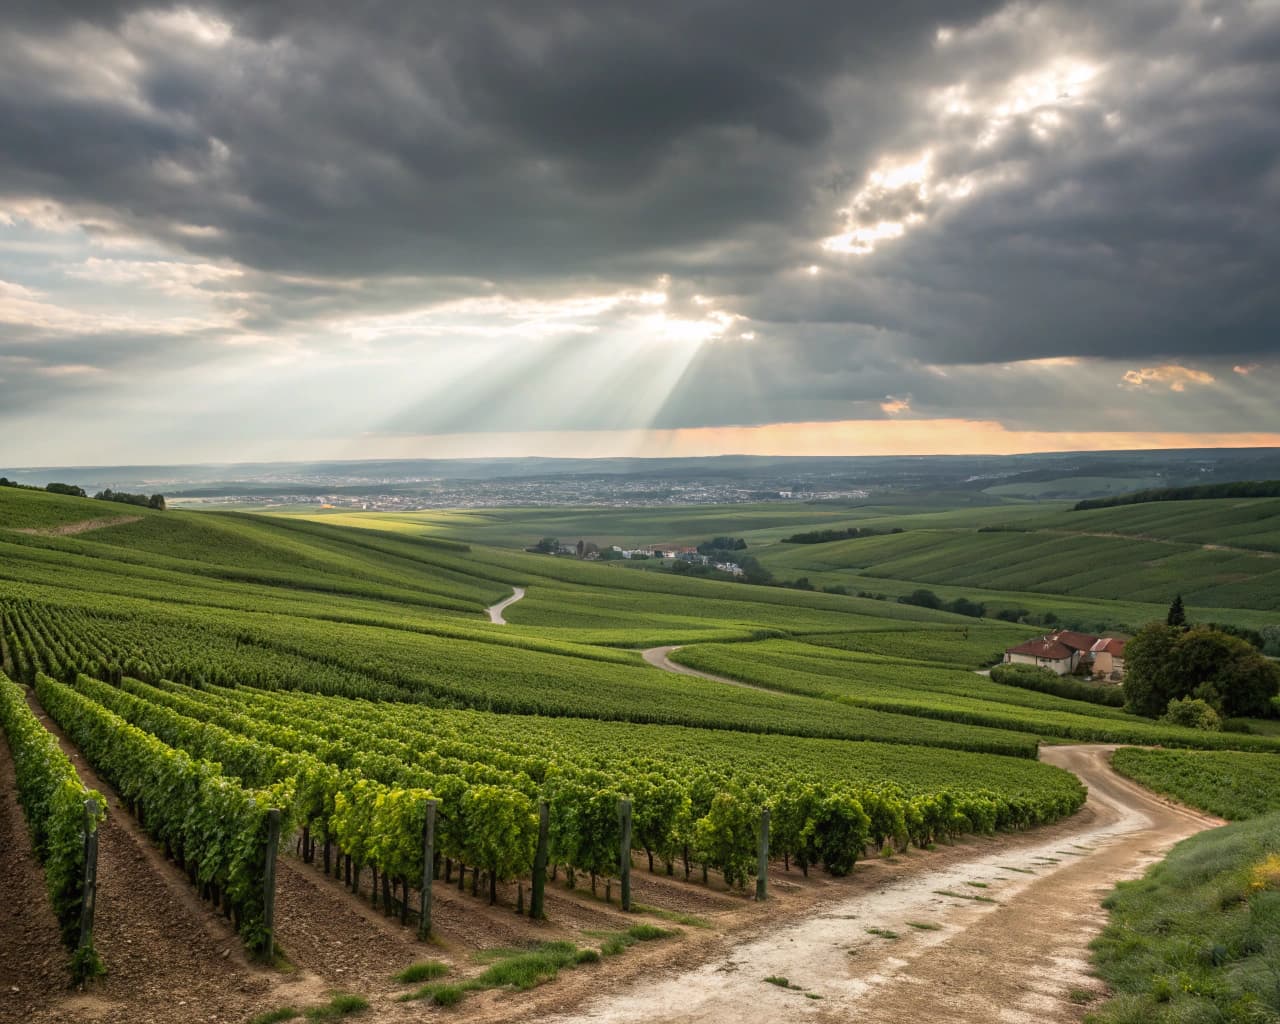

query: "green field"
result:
(281, 497), (1280, 630)
(1111, 748), (1280, 820)
(2, 482), (1278, 976)
(1089, 809), (1280, 1023)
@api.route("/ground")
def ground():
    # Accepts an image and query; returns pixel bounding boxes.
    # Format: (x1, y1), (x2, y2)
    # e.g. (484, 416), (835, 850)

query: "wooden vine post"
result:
(755, 807), (770, 902)
(262, 808), (282, 960)
(418, 799), (437, 939)
(77, 797), (100, 963)
(530, 799), (549, 920)
(618, 797), (633, 912)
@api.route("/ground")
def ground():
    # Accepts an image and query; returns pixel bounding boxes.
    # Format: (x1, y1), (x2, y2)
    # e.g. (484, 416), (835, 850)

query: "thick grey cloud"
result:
(1, 0), (1278, 451)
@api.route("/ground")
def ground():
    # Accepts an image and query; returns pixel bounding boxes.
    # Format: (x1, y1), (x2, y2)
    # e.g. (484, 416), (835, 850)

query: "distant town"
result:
(174, 477), (871, 512)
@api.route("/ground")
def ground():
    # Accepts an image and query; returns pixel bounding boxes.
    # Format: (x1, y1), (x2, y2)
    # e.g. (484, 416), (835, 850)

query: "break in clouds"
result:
(1, 0), (1278, 458)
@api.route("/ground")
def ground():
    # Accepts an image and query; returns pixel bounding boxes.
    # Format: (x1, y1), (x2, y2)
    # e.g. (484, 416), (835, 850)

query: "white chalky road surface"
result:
(535, 744), (1221, 1024)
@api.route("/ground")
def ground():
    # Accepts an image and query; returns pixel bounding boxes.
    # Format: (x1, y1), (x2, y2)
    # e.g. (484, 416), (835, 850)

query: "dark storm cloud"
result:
(0, 0), (1000, 280)
(1, 0), (1278, 441)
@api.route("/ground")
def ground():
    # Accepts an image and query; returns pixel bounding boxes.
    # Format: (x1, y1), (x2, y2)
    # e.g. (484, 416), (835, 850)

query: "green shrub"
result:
(989, 662), (1125, 707)
(304, 994), (368, 1019)
(429, 985), (466, 1007)
(1160, 697), (1221, 731)
(473, 942), (581, 990)
(392, 960), (448, 983)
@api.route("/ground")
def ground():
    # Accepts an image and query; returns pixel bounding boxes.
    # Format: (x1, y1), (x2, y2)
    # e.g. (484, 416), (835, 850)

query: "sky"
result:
(1, 0), (1278, 465)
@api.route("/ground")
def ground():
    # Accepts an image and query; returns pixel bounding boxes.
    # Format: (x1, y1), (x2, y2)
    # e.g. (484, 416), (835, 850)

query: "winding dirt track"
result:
(641, 646), (775, 694)
(487, 586), (527, 624)
(534, 745), (1222, 1024)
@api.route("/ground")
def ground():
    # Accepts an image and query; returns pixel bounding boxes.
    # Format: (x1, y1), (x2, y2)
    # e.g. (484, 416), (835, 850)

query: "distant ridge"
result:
(1074, 479), (1280, 511)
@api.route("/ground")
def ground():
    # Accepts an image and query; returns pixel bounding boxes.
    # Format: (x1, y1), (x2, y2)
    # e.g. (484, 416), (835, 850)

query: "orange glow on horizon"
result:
(347, 419), (1280, 460)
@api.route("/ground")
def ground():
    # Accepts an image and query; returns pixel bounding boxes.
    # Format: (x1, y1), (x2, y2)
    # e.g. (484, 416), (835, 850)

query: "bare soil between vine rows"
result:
(2, 687), (1222, 1024)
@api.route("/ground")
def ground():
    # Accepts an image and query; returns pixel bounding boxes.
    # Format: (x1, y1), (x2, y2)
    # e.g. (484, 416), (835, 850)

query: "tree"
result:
(1122, 624), (1184, 717)
(531, 537), (558, 554)
(945, 597), (986, 618)
(1208, 642), (1280, 718)
(738, 556), (772, 585)
(46, 482), (87, 498)
(148, 494), (166, 510)
(697, 536), (747, 555)
(1262, 625), (1280, 659)
(1166, 594), (1188, 628)
(1125, 623), (1280, 719)
(899, 589), (942, 610)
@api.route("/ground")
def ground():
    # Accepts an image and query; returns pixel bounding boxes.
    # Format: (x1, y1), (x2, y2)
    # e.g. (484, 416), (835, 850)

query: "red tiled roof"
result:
(1051, 630), (1100, 652)
(1090, 637), (1127, 656)
(1006, 638), (1076, 660)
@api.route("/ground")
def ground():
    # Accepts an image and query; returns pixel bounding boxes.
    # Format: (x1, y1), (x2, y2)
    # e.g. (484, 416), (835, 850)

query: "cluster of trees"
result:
(46, 482), (87, 497)
(1075, 478), (1280, 511)
(1123, 598), (1280, 724)
(0, 478), (85, 496)
(696, 536), (747, 554)
(782, 526), (902, 544)
(94, 489), (166, 510)
(0, 479), (165, 509)
(897, 589), (986, 619)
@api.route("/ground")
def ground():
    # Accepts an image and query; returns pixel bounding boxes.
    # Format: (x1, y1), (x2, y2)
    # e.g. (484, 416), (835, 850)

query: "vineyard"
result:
(1, 598), (1087, 959)
(754, 498), (1280, 619)
(1110, 748), (1280, 820)
(1, 483), (1277, 1019)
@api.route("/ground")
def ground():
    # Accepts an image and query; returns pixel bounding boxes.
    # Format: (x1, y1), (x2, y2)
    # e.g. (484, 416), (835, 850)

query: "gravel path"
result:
(487, 586), (527, 624)
(531, 744), (1222, 1024)
(641, 646), (775, 694)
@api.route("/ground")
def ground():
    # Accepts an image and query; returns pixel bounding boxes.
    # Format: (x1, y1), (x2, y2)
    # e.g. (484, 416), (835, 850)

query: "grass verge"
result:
(1088, 810), (1280, 1023)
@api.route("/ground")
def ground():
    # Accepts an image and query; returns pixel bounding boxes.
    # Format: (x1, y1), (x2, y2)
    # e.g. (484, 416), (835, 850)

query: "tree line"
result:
(1075, 478), (1280, 511)
(781, 526), (903, 544)
(0, 478), (165, 509)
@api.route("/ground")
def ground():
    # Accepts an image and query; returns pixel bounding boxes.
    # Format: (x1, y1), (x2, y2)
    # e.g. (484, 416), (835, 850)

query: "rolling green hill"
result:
(4, 480), (1279, 980)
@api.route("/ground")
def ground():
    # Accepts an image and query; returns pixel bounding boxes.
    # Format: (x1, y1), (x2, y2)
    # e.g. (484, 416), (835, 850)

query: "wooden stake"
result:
(756, 807), (770, 902)
(618, 798), (632, 912)
(263, 809), (281, 960)
(418, 799), (436, 940)
(77, 798), (100, 971)
(530, 799), (549, 920)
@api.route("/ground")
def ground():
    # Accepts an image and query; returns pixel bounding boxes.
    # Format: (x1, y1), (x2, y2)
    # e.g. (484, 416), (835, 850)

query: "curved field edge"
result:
(668, 641), (1280, 753)
(1088, 809), (1280, 1024)
(1110, 748), (1280, 821)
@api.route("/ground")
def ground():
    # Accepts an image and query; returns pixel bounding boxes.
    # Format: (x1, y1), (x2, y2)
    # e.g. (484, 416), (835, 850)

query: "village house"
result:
(1003, 630), (1127, 679)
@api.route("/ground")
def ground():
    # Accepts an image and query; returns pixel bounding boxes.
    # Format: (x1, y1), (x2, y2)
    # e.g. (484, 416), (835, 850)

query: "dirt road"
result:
(641, 646), (775, 694)
(533, 744), (1222, 1024)
(487, 586), (526, 624)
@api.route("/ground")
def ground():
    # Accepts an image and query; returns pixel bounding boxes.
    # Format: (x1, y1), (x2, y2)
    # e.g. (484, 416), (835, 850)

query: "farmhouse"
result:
(1003, 631), (1127, 679)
